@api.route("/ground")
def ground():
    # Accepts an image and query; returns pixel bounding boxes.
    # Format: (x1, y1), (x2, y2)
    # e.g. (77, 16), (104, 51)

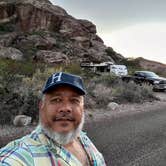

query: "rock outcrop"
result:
(0, 0), (124, 64)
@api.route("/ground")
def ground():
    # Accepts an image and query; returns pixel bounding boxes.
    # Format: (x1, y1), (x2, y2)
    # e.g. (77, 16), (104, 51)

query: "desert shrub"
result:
(91, 73), (119, 86)
(112, 80), (156, 103)
(0, 23), (15, 34)
(0, 90), (39, 125)
(0, 58), (42, 95)
(19, 91), (39, 122)
(0, 59), (22, 94)
(119, 58), (142, 74)
(0, 92), (24, 125)
(64, 63), (83, 76)
(0, 58), (38, 76)
(86, 74), (115, 108)
(28, 30), (48, 36)
(91, 84), (112, 107)
(105, 47), (121, 63)
(0, 105), (12, 125)
(85, 75), (156, 108)
(20, 66), (63, 96)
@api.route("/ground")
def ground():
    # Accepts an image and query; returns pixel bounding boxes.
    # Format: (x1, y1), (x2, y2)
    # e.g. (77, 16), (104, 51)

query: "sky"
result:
(50, 0), (166, 64)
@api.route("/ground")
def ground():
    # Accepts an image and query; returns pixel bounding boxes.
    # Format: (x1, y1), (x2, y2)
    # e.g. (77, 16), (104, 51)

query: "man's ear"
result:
(82, 97), (85, 111)
(38, 100), (43, 112)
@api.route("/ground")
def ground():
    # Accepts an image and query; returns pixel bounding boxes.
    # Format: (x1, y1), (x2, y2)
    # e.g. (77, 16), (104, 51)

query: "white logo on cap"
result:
(51, 72), (62, 84)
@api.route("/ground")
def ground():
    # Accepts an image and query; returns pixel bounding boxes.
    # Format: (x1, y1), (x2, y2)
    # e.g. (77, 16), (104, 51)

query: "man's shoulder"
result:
(0, 131), (50, 165)
(0, 135), (33, 156)
(0, 136), (32, 165)
(1, 130), (46, 151)
(80, 131), (93, 143)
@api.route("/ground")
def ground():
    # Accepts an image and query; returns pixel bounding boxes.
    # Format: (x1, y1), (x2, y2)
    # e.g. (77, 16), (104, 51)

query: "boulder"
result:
(13, 115), (32, 126)
(35, 50), (69, 64)
(107, 102), (120, 111)
(0, 47), (23, 60)
(0, 32), (17, 47)
(27, 34), (57, 50)
(78, 19), (97, 34)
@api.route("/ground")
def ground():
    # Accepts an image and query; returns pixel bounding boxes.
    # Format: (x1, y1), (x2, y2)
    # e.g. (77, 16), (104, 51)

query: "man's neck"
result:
(64, 138), (90, 166)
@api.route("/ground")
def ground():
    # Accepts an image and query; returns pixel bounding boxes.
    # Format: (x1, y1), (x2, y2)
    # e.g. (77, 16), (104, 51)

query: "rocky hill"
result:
(0, 0), (165, 72)
(0, 0), (124, 64)
(135, 57), (166, 76)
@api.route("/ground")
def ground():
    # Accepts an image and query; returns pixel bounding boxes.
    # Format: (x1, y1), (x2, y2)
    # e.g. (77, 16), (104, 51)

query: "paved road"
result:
(84, 105), (166, 166)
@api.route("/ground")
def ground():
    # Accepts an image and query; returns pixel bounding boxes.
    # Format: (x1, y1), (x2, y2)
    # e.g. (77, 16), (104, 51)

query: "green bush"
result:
(64, 63), (83, 76)
(0, 59), (158, 123)
(0, 91), (39, 125)
(85, 74), (118, 108)
(119, 58), (142, 75)
(0, 23), (15, 34)
(112, 81), (156, 103)
(91, 73), (120, 87)
(85, 74), (156, 108)
(0, 93), (23, 125)
(19, 91), (39, 123)
(105, 47), (121, 63)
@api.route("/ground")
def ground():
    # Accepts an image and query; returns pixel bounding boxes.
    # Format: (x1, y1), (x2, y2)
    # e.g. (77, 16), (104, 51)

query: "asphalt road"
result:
(84, 106), (166, 166)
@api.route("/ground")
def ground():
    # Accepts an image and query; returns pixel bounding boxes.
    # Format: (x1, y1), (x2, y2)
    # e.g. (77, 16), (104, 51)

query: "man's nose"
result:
(58, 102), (72, 114)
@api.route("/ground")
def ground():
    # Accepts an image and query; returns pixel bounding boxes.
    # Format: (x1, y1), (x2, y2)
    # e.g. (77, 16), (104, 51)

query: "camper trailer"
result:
(109, 65), (128, 76)
(81, 62), (128, 76)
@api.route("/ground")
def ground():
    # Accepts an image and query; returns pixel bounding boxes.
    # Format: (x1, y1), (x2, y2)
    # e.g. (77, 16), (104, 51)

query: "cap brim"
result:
(42, 82), (86, 95)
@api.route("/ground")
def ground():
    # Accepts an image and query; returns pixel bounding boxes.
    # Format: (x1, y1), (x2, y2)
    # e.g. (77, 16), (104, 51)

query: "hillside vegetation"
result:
(0, 58), (158, 125)
(0, 0), (165, 126)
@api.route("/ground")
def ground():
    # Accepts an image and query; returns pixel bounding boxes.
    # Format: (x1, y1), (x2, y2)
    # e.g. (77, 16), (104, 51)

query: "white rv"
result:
(109, 65), (128, 76)
(80, 62), (128, 76)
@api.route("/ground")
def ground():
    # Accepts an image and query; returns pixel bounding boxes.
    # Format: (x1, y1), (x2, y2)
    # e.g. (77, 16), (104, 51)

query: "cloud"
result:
(51, 0), (166, 30)
(50, 0), (166, 63)
(101, 23), (166, 63)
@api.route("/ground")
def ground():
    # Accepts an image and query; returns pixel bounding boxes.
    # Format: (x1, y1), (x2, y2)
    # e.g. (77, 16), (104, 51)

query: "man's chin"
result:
(40, 115), (84, 145)
(41, 126), (76, 145)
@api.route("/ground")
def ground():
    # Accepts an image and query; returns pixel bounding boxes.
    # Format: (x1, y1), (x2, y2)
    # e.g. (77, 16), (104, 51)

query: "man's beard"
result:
(40, 113), (85, 145)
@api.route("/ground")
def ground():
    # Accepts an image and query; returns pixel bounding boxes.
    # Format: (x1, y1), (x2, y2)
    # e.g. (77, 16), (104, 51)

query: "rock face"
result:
(0, 0), (124, 64)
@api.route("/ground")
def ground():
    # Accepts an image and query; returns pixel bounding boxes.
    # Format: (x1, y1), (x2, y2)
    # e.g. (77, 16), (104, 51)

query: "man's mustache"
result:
(52, 114), (75, 121)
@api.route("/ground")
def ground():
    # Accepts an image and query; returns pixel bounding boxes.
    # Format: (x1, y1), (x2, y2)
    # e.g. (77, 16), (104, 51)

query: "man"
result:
(0, 72), (106, 166)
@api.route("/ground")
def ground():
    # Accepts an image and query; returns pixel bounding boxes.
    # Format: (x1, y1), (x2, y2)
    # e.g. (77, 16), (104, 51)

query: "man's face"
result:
(39, 86), (84, 134)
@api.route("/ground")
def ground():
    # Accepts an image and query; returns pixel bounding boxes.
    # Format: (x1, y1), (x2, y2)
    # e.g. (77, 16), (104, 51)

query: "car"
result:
(133, 71), (166, 85)
(153, 79), (166, 92)
(122, 71), (166, 91)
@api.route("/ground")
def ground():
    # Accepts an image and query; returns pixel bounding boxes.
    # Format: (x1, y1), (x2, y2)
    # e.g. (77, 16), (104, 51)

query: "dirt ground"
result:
(85, 92), (166, 123)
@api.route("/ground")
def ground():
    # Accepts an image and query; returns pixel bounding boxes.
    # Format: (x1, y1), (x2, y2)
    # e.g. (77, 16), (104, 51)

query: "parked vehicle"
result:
(80, 61), (128, 76)
(122, 71), (166, 91)
(153, 80), (166, 92)
(109, 65), (128, 76)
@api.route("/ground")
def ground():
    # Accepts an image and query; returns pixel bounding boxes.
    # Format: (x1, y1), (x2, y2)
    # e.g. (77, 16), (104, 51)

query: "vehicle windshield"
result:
(144, 72), (159, 77)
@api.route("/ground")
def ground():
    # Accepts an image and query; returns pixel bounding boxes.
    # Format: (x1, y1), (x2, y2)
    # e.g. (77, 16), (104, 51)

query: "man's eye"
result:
(71, 98), (80, 104)
(50, 98), (61, 103)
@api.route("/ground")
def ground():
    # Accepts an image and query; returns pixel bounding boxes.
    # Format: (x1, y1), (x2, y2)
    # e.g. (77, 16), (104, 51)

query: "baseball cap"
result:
(42, 72), (86, 95)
